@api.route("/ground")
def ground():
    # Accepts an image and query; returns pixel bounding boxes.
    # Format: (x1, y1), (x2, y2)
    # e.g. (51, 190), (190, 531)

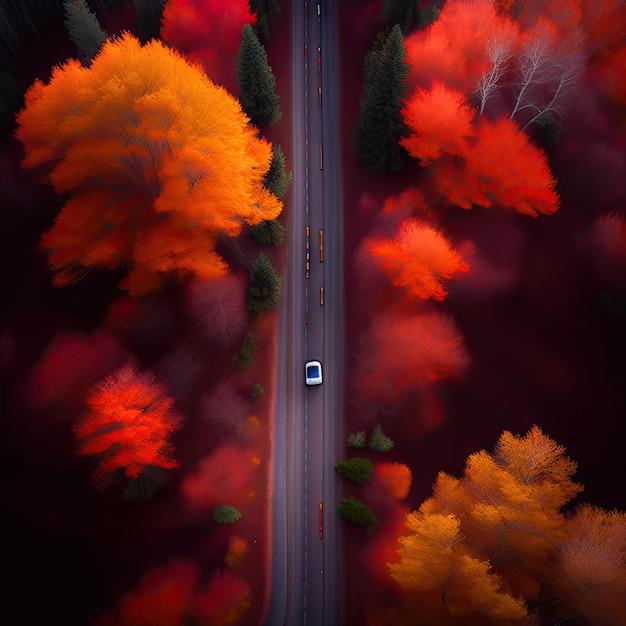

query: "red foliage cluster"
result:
(27, 330), (129, 408)
(181, 444), (257, 512)
(96, 561), (251, 626)
(368, 217), (469, 301)
(185, 273), (248, 347)
(356, 310), (470, 403)
(401, 84), (560, 216)
(161, 0), (257, 93)
(73, 363), (184, 488)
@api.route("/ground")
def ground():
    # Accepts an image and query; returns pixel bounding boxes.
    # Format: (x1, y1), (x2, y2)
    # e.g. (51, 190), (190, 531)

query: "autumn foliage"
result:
(368, 217), (469, 301)
(386, 426), (626, 623)
(161, 0), (257, 93)
(373, 462), (412, 500)
(356, 311), (469, 403)
(15, 33), (282, 296)
(99, 560), (251, 626)
(181, 444), (257, 512)
(401, 84), (560, 216)
(73, 363), (184, 489)
(27, 329), (128, 408)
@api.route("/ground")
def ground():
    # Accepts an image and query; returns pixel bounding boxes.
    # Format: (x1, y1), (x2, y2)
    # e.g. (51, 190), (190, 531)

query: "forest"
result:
(1, 0), (626, 625)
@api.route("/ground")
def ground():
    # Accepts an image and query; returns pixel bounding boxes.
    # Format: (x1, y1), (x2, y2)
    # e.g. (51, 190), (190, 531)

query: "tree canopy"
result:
(15, 33), (282, 297)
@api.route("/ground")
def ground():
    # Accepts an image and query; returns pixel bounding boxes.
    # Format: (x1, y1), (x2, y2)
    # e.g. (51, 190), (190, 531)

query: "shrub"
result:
(213, 505), (242, 524)
(335, 457), (374, 484)
(369, 423), (394, 452)
(347, 431), (366, 448)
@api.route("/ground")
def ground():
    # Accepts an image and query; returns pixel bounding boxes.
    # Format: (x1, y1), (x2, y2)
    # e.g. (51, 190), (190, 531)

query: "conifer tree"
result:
(237, 23), (281, 127)
(263, 144), (291, 198)
(64, 0), (107, 66)
(354, 25), (411, 172)
(246, 252), (281, 312)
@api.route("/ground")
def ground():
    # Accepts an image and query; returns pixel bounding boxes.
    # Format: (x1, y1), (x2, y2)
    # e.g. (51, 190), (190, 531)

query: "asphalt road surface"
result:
(266, 1), (344, 624)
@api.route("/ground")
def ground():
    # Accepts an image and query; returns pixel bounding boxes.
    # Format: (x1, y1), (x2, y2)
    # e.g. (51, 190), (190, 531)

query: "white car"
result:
(305, 360), (323, 385)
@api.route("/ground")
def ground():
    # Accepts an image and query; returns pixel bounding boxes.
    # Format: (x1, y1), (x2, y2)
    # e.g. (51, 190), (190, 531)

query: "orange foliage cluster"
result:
(15, 33), (282, 297)
(73, 363), (183, 489)
(368, 217), (469, 301)
(225, 535), (249, 568)
(388, 426), (626, 624)
(97, 560), (251, 626)
(374, 462), (412, 500)
(161, 0), (257, 92)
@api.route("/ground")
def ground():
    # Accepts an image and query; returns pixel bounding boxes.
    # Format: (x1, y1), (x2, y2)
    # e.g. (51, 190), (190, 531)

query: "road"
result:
(265, 1), (344, 624)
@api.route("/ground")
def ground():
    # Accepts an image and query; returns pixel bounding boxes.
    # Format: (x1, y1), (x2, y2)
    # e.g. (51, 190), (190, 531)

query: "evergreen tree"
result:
(237, 23), (281, 128)
(368, 423), (394, 452)
(64, 0), (108, 66)
(249, 0), (281, 40)
(213, 505), (242, 524)
(337, 496), (378, 526)
(246, 252), (281, 312)
(418, 3), (440, 29)
(263, 144), (292, 198)
(354, 24), (411, 172)
(251, 218), (286, 246)
(335, 457), (374, 484)
(347, 431), (366, 448)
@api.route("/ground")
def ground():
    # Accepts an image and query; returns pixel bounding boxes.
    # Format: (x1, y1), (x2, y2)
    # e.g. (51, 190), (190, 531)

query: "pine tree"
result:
(369, 423), (394, 452)
(237, 23), (281, 127)
(354, 25), (411, 172)
(246, 252), (281, 312)
(347, 431), (366, 448)
(63, 0), (107, 66)
(263, 144), (292, 198)
(251, 219), (286, 246)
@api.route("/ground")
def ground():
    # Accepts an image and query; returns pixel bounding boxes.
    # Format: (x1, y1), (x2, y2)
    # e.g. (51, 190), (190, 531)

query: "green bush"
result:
(369, 423), (394, 452)
(235, 332), (256, 368)
(213, 505), (242, 524)
(337, 496), (378, 527)
(347, 431), (366, 448)
(251, 383), (265, 397)
(335, 457), (373, 484)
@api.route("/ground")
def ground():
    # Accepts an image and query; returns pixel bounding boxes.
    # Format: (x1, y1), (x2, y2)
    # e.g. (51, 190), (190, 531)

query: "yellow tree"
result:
(15, 32), (282, 297)
(389, 426), (586, 621)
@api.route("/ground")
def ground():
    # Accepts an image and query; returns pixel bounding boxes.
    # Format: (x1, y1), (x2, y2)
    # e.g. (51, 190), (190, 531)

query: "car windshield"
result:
(307, 364), (320, 377)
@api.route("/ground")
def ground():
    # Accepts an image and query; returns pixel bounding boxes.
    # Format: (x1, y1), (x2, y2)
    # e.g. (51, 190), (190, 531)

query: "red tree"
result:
(464, 116), (560, 216)
(161, 0), (257, 93)
(368, 217), (469, 301)
(185, 273), (248, 347)
(193, 570), (251, 626)
(199, 380), (251, 434)
(181, 444), (257, 512)
(116, 560), (198, 626)
(73, 363), (184, 490)
(400, 81), (476, 165)
(27, 329), (128, 408)
(356, 311), (470, 403)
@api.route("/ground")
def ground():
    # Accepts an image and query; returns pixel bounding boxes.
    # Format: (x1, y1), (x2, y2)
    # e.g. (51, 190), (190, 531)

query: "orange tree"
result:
(15, 32), (282, 297)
